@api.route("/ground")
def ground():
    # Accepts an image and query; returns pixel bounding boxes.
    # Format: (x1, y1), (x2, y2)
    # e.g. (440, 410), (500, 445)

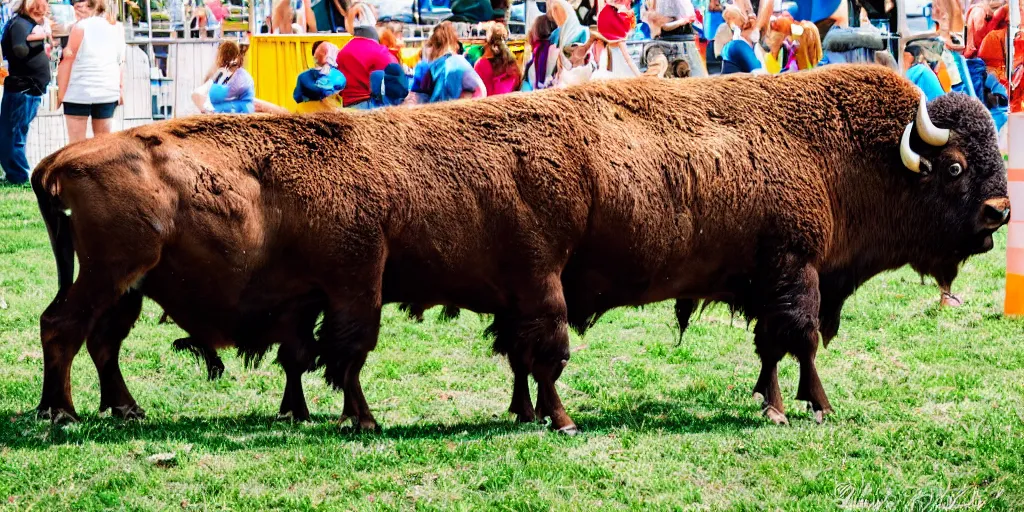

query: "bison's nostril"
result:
(984, 204), (1010, 225)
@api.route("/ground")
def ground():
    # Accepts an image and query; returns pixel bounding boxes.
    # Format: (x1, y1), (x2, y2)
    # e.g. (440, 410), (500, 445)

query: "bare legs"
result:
(65, 115), (113, 144)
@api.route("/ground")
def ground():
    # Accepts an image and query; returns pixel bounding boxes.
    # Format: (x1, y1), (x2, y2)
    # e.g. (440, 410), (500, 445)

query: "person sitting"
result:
(474, 23), (521, 96)
(762, 13), (795, 74)
(640, 0), (709, 76)
(196, 40), (255, 114)
(378, 21), (404, 63)
(412, 21), (486, 103)
(335, 4), (396, 109)
(715, 5), (763, 74)
(966, 56), (1009, 131)
(368, 62), (410, 107)
(790, 21), (821, 71)
(976, 5), (1009, 90)
(964, 0), (1005, 58)
(904, 46), (946, 101)
(522, 13), (557, 91)
(293, 41), (346, 106)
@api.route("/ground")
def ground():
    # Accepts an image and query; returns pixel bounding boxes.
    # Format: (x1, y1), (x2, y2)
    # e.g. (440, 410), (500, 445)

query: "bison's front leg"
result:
(674, 299), (696, 342)
(276, 339), (315, 422)
(489, 314), (536, 423)
(525, 275), (576, 434)
(87, 289), (146, 419)
(754, 261), (831, 424)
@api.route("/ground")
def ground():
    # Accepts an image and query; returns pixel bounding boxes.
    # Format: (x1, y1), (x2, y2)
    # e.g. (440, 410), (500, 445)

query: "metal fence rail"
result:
(17, 39), (221, 170)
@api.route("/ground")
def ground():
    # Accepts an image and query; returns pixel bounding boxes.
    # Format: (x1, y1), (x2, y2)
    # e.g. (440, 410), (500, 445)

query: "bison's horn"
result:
(915, 94), (950, 147)
(900, 123), (922, 172)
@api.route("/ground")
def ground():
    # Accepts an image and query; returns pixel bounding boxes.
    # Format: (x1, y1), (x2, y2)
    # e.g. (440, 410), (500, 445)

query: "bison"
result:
(32, 65), (1008, 431)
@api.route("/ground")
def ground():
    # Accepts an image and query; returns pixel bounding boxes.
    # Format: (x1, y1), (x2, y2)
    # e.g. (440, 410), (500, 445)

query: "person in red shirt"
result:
(336, 29), (398, 108)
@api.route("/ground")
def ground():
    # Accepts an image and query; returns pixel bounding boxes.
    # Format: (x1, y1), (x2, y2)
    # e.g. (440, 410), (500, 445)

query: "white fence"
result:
(16, 39), (220, 169)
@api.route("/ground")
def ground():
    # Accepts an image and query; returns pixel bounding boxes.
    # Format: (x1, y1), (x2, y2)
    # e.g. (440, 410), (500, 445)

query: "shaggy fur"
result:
(32, 65), (1008, 428)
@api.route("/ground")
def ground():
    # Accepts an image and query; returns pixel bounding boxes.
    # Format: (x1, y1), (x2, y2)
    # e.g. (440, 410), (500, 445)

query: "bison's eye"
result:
(948, 163), (963, 178)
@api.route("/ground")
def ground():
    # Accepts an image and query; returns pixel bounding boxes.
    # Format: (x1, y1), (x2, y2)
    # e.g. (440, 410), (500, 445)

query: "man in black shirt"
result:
(1, 0), (52, 185)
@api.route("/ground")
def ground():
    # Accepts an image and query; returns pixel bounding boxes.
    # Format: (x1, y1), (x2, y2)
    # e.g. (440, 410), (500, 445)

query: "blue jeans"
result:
(0, 90), (42, 185)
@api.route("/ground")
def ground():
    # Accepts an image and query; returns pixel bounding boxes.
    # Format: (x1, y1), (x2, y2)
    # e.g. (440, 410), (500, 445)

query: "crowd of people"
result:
(1, 0), (127, 185)
(3, 0), (1023, 185)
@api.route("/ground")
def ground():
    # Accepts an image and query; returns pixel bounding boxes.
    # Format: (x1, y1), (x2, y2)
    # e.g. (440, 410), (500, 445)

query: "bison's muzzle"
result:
(981, 197), (1011, 230)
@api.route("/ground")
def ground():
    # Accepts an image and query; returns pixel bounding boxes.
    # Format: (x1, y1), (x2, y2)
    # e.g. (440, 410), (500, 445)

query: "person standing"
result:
(0, 0), (52, 186)
(56, 0), (124, 144)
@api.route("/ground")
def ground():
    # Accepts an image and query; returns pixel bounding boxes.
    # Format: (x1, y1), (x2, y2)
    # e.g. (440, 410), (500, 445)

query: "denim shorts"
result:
(63, 101), (118, 119)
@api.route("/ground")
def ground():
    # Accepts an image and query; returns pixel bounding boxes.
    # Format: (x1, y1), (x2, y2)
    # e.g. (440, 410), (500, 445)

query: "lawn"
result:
(1, 184), (1023, 511)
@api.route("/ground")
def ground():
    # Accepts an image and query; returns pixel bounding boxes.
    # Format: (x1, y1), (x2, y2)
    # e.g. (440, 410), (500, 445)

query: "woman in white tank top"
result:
(56, 0), (125, 143)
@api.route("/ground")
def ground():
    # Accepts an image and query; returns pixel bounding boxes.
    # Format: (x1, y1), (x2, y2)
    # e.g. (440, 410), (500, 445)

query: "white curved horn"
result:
(915, 94), (950, 146)
(900, 123), (921, 172)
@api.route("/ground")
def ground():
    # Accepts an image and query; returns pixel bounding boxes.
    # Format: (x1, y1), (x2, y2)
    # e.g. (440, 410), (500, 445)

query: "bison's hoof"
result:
(553, 424), (579, 436)
(37, 407), (80, 424)
(207, 364), (225, 381)
(807, 403), (831, 424)
(513, 411), (536, 424)
(277, 411), (311, 422)
(112, 404), (146, 420)
(338, 415), (379, 432)
(812, 409), (825, 424)
(762, 405), (789, 425)
(940, 293), (963, 307)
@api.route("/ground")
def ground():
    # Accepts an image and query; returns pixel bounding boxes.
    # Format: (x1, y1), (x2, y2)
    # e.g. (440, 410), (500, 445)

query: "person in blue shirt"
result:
(904, 46), (945, 101)
(293, 40), (346, 103)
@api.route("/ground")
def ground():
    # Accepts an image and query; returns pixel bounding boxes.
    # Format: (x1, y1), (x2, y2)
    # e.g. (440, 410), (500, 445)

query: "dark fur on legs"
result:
(173, 338), (225, 380)
(318, 302), (382, 430)
(752, 260), (830, 424)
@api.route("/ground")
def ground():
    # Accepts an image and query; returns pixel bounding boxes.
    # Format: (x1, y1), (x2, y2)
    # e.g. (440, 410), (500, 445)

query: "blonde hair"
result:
(272, 0), (295, 34)
(486, 24), (517, 75)
(426, 21), (460, 58)
(793, 21), (821, 70)
(15, 0), (48, 17)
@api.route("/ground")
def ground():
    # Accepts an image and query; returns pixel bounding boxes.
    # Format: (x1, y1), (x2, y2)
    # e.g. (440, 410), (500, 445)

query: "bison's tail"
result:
(32, 168), (75, 297)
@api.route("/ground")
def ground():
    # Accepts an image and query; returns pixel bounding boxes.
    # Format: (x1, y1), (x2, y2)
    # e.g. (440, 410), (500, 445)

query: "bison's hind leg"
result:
(88, 289), (146, 419)
(39, 270), (154, 422)
(173, 338), (226, 381)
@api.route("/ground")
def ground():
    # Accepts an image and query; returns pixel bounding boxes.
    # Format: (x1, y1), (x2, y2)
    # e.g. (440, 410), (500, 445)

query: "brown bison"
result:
(32, 65), (1008, 431)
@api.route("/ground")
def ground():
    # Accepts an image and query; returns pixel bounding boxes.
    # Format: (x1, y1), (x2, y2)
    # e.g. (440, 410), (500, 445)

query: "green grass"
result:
(2, 185), (1024, 510)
